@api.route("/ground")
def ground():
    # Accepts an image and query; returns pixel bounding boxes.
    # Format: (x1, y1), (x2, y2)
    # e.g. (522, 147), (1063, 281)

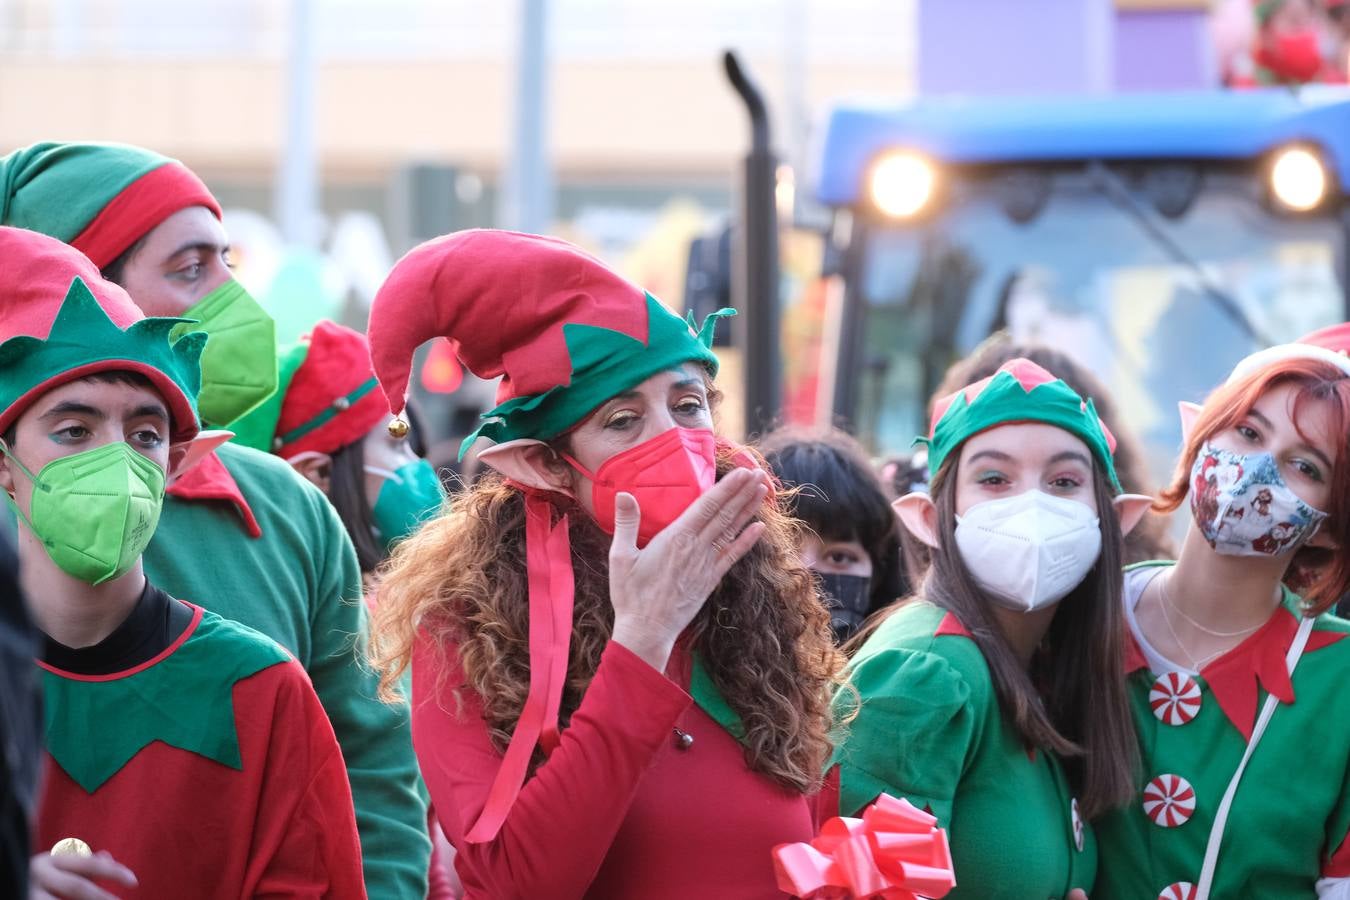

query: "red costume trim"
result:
(70, 163), (222, 269)
(38, 603), (204, 682)
(167, 451), (262, 539)
(934, 610), (972, 639)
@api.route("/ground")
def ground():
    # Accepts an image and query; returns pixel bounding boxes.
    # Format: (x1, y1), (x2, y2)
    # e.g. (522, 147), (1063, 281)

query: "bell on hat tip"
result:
(388, 416), (410, 439)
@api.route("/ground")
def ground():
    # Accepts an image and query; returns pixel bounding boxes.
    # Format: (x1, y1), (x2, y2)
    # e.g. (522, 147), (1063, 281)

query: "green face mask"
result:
(3, 441), (166, 585)
(365, 459), (445, 551)
(170, 279), (277, 428)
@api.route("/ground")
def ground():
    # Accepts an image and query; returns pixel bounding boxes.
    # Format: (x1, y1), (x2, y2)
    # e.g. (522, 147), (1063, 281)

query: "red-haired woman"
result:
(365, 231), (841, 899)
(833, 358), (1150, 900)
(1094, 338), (1350, 900)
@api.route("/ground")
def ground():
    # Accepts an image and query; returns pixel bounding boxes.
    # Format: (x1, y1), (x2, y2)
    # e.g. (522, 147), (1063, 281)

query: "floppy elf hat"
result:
(369, 229), (730, 457)
(920, 357), (1120, 491)
(0, 227), (204, 443)
(229, 319), (387, 457)
(0, 142), (222, 269)
(367, 228), (733, 844)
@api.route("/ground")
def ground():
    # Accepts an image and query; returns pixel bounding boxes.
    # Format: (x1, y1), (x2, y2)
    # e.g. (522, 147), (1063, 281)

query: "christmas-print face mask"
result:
(565, 427), (717, 547)
(169, 279), (277, 427)
(2, 441), (165, 584)
(1189, 442), (1327, 557)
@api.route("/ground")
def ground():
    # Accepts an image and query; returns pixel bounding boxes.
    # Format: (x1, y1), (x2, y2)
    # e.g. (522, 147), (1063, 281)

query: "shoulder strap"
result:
(1195, 614), (1315, 900)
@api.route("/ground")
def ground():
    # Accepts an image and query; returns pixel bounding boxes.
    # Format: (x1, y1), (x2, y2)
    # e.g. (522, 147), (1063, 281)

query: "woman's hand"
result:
(30, 850), (137, 900)
(609, 467), (769, 671)
(1067, 890), (1089, 900)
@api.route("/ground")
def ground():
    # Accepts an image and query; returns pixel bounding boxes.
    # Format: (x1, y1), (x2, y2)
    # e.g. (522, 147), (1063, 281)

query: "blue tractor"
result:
(813, 88), (1350, 484)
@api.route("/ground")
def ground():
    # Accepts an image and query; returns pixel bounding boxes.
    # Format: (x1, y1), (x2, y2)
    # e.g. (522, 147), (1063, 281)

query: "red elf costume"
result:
(366, 229), (842, 899)
(0, 227), (364, 898)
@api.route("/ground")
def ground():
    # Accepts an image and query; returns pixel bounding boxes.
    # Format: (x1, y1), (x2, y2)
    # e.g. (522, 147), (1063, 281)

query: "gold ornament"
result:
(51, 837), (92, 857)
(387, 416), (410, 439)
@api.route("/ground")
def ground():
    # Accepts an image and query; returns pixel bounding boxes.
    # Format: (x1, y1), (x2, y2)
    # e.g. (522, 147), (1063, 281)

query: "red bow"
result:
(773, 794), (956, 899)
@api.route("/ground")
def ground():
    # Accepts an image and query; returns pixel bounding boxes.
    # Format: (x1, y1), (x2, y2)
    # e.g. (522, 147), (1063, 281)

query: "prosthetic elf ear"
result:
(894, 491), (940, 549)
(1112, 494), (1155, 538)
(476, 438), (576, 497)
(1178, 401), (1203, 441)
(285, 450), (334, 493)
(168, 430), (235, 481)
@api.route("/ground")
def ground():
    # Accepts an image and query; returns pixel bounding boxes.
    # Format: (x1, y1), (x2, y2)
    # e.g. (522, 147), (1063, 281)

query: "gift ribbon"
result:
(464, 491), (575, 842)
(774, 794), (956, 900)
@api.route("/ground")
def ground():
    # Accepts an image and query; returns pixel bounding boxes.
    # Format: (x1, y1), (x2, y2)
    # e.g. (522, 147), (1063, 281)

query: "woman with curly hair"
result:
(365, 230), (841, 899)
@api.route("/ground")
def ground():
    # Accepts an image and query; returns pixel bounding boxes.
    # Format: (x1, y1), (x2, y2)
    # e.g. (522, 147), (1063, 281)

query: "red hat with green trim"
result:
(0, 227), (204, 442)
(921, 357), (1120, 490)
(368, 229), (732, 456)
(0, 142), (221, 269)
(234, 319), (386, 458)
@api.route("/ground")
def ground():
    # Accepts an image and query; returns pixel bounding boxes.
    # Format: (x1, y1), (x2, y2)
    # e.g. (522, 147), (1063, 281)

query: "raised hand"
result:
(608, 467), (769, 671)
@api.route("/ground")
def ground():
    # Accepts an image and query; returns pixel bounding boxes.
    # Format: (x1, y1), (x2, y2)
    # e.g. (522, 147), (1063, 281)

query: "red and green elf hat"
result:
(368, 229), (732, 457)
(231, 319), (387, 457)
(366, 228), (733, 845)
(920, 357), (1120, 490)
(0, 142), (222, 269)
(0, 227), (203, 443)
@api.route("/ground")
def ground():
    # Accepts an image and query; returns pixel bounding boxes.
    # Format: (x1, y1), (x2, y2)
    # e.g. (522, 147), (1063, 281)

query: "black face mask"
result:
(815, 571), (872, 643)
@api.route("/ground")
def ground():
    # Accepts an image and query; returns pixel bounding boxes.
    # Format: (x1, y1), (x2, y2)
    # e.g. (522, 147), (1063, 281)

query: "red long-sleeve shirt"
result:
(37, 606), (367, 899)
(412, 635), (815, 899)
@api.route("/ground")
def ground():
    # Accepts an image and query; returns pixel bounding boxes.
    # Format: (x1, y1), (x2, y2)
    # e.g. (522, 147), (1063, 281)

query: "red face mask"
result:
(1257, 30), (1324, 82)
(565, 427), (717, 546)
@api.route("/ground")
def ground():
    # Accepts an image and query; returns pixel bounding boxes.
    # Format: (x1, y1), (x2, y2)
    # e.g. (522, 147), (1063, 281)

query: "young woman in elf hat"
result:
(833, 358), (1151, 900)
(367, 229), (841, 899)
(0, 227), (365, 899)
(1093, 340), (1350, 900)
(0, 141), (431, 898)
(251, 319), (444, 576)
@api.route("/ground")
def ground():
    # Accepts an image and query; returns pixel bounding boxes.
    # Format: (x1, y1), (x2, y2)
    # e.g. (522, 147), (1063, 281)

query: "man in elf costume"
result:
(0, 226), (365, 898)
(0, 142), (430, 897)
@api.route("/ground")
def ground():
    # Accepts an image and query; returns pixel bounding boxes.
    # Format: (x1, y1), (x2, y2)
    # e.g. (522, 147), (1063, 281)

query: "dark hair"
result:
(933, 333), (1177, 563)
(860, 454), (1138, 819)
(4, 370), (160, 448)
(99, 235), (150, 287)
(758, 427), (908, 612)
(327, 438), (386, 574)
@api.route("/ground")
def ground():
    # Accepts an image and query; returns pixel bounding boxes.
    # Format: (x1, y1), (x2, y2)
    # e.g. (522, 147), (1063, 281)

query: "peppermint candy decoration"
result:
(1150, 672), (1202, 726)
(1158, 882), (1197, 900)
(1143, 774), (1196, 828)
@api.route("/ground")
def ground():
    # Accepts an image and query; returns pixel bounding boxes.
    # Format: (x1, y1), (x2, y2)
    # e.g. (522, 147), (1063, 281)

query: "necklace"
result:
(1156, 572), (1259, 672)
(1160, 570), (1265, 638)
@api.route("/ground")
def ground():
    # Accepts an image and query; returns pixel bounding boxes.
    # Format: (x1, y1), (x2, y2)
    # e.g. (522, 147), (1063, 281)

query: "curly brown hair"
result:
(369, 446), (844, 794)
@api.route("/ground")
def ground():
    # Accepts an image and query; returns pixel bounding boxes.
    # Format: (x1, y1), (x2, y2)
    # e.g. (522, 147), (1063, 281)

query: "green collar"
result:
(42, 606), (290, 792)
(689, 653), (748, 745)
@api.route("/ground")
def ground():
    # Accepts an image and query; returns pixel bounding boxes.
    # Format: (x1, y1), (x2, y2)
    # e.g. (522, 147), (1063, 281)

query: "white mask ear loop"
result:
(363, 464), (400, 483)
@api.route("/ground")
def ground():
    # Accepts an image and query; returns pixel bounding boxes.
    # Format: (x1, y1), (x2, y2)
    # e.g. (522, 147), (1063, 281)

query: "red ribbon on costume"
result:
(773, 794), (956, 899)
(463, 491), (575, 842)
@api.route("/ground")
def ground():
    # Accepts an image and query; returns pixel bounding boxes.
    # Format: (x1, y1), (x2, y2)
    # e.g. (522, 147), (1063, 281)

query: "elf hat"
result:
(233, 319), (387, 458)
(368, 229), (731, 457)
(0, 227), (204, 443)
(0, 142), (221, 270)
(920, 357), (1120, 490)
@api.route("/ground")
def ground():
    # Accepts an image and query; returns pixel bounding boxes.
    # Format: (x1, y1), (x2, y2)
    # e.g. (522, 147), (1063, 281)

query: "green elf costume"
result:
(1095, 333), (1350, 900)
(833, 359), (1118, 900)
(0, 142), (430, 898)
(0, 226), (365, 898)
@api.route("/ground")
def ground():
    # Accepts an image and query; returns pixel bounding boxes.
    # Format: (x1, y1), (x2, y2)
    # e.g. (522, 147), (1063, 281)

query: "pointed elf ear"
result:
(285, 450), (333, 493)
(477, 439), (576, 497)
(894, 491), (940, 549)
(1178, 401), (1203, 441)
(168, 429), (234, 481)
(1112, 493), (1155, 538)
